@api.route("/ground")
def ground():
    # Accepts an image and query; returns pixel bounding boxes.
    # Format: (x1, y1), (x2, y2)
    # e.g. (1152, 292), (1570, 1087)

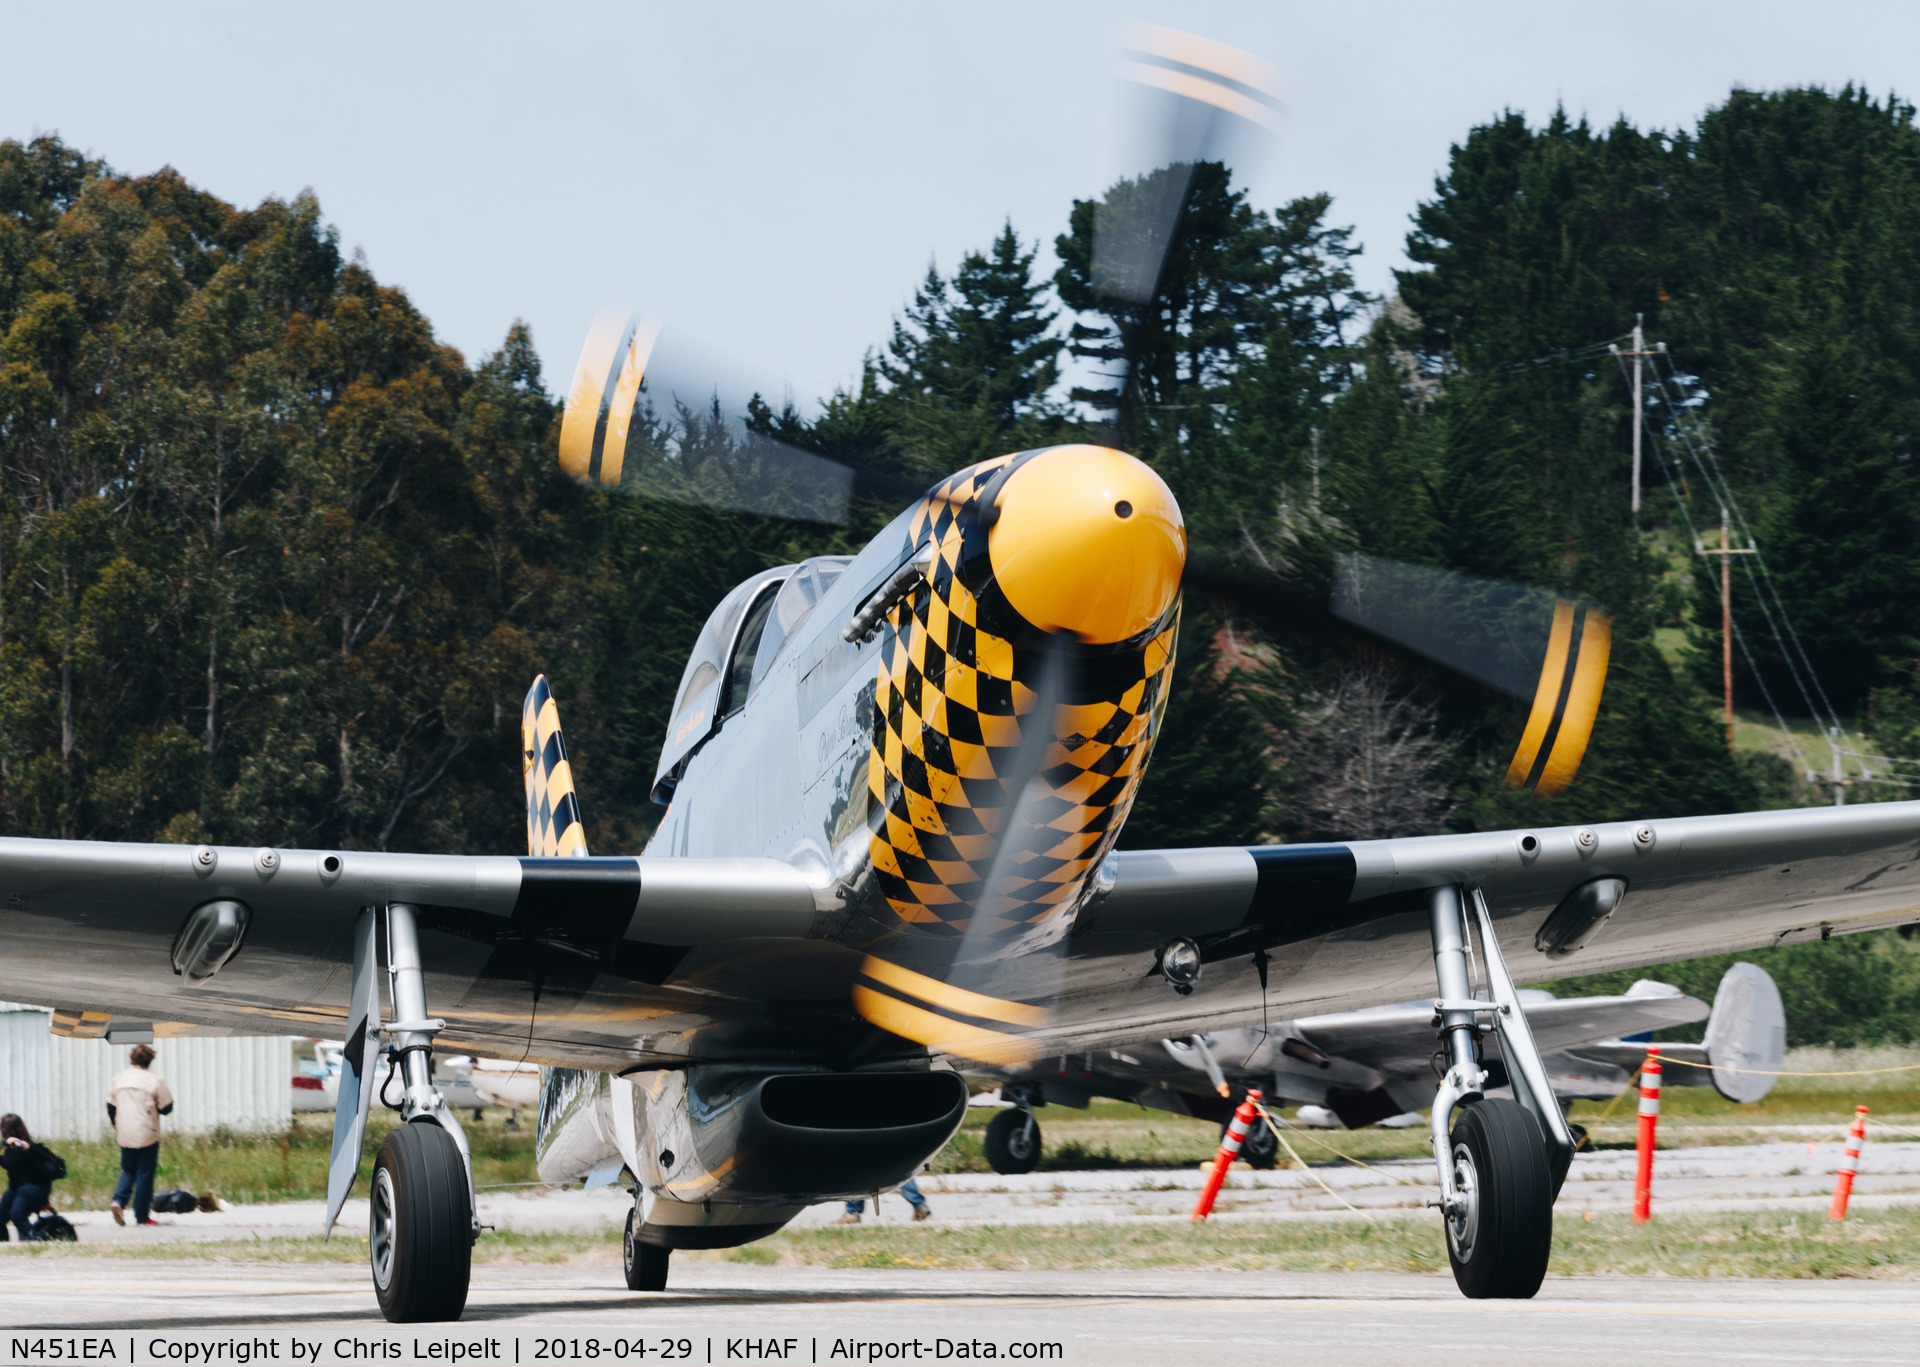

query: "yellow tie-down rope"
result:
(1249, 1102), (1365, 1212)
(1247, 1088), (1906, 1221)
(1573, 1064), (1644, 1151)
(1654, 1056), (1920, 1078)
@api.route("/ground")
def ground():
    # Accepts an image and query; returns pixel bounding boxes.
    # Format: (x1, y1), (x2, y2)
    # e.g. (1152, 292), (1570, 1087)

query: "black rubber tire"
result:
(370, 1121), (472, 1323)
(983, 1109), (1041, 1174)
(1444, 1099), (1553, 1300)
(623, 1208), (671, 1291)
(1228, 1115), (1280, 1170)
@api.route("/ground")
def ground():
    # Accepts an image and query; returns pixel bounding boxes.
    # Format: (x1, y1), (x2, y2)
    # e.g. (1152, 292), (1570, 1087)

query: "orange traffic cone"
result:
(1830, 1105), (1868, 1221)
(1632, 1047), (1661, 1224)
(1191, 1090), (1263, 1223)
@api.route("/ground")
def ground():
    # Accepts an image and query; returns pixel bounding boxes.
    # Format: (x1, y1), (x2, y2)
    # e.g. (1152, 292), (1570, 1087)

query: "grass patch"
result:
(711, 1208), (1920, 1279)
(40, 1111), (539, 1209)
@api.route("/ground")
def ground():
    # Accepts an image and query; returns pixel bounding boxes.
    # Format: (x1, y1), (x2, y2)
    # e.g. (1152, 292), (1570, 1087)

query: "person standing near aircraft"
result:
(840, 1177), (932, 1224)
(106, 1044), (173, 1227)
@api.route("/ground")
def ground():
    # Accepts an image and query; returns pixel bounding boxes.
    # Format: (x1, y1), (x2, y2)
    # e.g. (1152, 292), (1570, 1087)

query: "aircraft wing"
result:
(6, 799), (1918, 1070)
(1093, 801), (1920, 981)
(1042, 801), (1920, 1052)
(0, 839), (824, 1051)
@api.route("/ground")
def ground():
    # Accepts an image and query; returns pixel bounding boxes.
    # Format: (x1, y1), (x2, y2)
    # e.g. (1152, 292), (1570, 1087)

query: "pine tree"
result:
(880, 222), (1062, 472)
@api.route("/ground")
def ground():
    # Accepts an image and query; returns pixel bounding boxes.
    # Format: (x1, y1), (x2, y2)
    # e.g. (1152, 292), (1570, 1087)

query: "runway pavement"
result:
(1, 1261), (1918, 1364)
(8, 1135), (1920, 1360)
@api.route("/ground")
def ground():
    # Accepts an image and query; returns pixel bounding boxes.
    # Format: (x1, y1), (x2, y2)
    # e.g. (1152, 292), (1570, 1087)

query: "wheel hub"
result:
(369, 1167), (397, 1291)
(1009, 1114), (1038, 1162)
(1446, 1141), (1480, 1262)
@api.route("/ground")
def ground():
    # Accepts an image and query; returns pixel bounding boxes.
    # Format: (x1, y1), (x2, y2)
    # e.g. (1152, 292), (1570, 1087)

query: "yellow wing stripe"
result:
(1504, 599), (1576, 787)
(1537, 611), (1613, 797)
(857, 955), (1049, 1028)
(851, 985), (1043, 1067)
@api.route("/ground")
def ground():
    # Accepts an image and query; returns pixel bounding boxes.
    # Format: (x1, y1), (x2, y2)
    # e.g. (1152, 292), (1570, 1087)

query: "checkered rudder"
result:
(522, 674), (589, 858)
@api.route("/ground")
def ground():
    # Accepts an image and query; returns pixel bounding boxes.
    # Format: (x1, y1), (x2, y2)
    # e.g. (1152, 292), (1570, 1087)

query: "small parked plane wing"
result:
(1286, 985), (1708, 1074)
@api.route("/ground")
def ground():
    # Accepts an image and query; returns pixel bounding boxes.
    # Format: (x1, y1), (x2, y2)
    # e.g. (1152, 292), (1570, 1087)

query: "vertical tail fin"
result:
(522, 675), (589, 857)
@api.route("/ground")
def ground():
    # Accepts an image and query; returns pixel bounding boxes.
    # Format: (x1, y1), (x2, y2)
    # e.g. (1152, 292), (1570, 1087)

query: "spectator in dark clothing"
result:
(0, 1114), (59, 1242)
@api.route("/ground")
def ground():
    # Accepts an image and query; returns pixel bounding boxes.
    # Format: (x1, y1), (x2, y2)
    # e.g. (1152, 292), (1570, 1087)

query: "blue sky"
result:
(5, 2), (1915, 409)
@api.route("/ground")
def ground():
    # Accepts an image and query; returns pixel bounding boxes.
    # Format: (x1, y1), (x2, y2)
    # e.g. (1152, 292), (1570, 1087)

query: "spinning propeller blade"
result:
(558, 306), (911, 524)
(1094, 25), (1291, 307)
(1186, 551), (1613, 798)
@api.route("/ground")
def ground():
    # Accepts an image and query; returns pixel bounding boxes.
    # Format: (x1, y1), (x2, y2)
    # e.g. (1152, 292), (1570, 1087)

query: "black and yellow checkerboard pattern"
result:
(864, 457), (1178, 941)
(522, 674), (589, 858)
(50, 1009), (111, 1039)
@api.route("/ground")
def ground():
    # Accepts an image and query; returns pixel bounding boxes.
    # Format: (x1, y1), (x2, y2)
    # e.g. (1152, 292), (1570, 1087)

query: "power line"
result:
(1606, 346), (1845, 789)
(1638, 356), (1856, 758)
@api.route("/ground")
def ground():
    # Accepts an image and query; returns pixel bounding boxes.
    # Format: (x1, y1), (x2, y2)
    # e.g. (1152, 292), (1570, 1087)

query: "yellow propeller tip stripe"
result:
(1504, 601), (1612, 796)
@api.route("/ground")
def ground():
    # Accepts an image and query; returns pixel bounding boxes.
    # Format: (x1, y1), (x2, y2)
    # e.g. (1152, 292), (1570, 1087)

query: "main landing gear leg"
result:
(1426, 885), (1560, 1300)
(369, 901), (475, 1323)
(984, 1082), (1043, 1175)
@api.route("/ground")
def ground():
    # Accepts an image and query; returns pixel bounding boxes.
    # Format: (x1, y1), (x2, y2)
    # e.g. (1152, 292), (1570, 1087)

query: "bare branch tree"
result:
(1271, 665), (1456, 841)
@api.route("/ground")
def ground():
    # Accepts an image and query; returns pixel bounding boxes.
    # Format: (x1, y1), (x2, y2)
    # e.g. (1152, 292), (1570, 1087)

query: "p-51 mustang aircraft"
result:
(4, 431), (1918, 1320)
(2, 28), (1910, 1321)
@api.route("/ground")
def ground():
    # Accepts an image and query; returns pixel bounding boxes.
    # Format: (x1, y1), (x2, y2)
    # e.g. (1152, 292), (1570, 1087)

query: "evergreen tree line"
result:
(6, 87), (1920, 1043)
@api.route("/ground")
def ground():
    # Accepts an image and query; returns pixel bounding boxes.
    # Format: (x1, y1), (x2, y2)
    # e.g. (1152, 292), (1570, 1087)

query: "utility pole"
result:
(1611, 316), (1664, 516)
(1696, 507), (1756, 753)
(1631, 315), (1643, 514)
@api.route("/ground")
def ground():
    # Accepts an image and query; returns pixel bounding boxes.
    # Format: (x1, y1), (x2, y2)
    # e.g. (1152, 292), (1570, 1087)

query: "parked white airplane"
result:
(971, 963), (1785, 1171)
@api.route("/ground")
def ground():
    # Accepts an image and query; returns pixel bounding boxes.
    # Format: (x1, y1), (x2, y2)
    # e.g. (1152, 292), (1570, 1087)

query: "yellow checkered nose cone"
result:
(987, 445), (1185, 644)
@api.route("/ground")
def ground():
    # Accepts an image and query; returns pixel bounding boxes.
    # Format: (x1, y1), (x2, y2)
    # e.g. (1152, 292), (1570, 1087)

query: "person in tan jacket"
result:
(106, 1044), (173, 1226)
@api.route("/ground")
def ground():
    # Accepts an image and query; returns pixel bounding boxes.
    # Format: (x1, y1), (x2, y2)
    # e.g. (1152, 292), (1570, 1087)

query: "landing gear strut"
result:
(1425, 885), (1574, 1300)
(983, 1085), (1042, 1174)
(369, 902), (476, 1323)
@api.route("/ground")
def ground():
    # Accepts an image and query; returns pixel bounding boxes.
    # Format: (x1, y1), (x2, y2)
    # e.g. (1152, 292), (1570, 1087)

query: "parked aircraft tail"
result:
(521, 674), (588, 857)
(1703, 962), (1787, 1103)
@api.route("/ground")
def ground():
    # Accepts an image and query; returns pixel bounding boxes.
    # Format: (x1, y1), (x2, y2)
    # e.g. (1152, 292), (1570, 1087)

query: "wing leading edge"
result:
(0, 839), (828, 1048)
(1082, 800), (1920, 1009)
